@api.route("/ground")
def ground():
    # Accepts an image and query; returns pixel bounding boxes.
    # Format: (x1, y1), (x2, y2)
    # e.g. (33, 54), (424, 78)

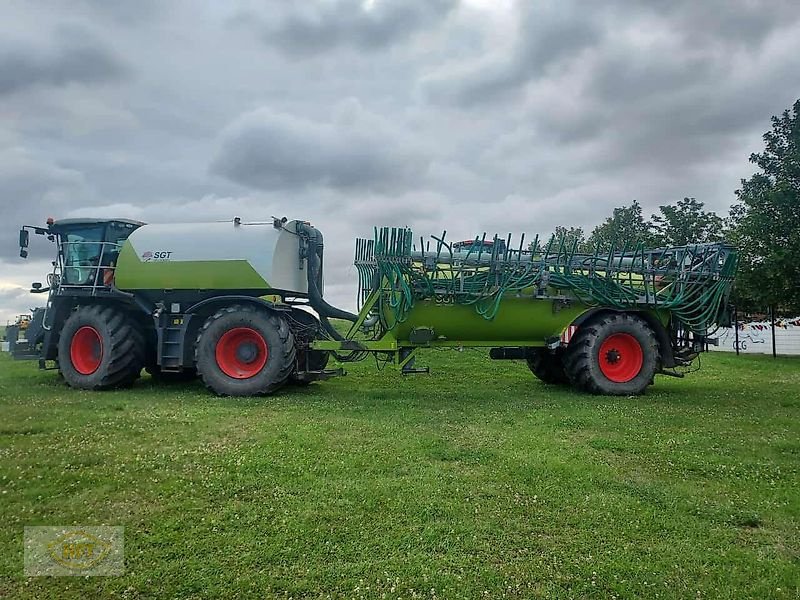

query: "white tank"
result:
(115, 219), (310, 293)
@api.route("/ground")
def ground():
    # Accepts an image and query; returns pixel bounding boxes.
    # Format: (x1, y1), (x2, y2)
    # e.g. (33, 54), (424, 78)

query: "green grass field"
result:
(0, 350), (798, 599)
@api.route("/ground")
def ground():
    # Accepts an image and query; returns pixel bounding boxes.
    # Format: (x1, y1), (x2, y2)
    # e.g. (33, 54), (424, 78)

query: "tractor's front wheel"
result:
(563, 313), (659, 395)
(195, 305), (295, 396)
(58, 305), (145, 390)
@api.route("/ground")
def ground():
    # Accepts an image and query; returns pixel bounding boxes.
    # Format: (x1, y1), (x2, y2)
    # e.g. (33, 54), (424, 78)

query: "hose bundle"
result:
(354, 227), (738, 336)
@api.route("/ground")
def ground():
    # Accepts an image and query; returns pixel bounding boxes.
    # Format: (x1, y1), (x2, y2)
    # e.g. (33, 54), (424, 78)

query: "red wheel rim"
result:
(215, 327), (268, 379)
(598, 333), (643, 383)
(70, 326), (103, 375)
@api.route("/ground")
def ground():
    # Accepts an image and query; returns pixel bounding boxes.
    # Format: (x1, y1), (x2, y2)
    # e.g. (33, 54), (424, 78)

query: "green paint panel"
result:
(387, 297), (590, 344)
(115, 242), (269, 290)
(313, 298), (668, 352)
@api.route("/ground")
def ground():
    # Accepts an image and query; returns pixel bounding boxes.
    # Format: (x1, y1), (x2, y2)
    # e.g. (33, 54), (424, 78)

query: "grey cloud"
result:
(210, 101), (430, 193)
(553, 33), (800, 172)
(422, 5), (603, 106)
(422, 0), (800, 109)
(587, 54), (714, 106)
(0, 27), (128, 96)
(646, 0), (800, 49)
(250, 0), (457, 56)
(436, 1), (800, 188)
(0, 148), (85, 260)
(63, 0), (161, 26)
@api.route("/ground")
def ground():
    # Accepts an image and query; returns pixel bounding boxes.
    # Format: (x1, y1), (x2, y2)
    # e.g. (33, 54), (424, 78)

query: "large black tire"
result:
(526, 348), (569, 384)
(563, 313), (659, 396)
(58, 305), (145, 390)
(195, 305), (295, 396)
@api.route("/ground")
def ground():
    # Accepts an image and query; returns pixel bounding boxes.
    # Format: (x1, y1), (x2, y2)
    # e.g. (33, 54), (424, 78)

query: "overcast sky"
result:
(2, 0), (799, 322)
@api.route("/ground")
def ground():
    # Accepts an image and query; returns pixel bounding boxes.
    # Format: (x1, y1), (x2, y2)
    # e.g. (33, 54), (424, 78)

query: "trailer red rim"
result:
(70, 326), (103, 375)
(598, 333), (643, 383)
(215, 327), (268, 379)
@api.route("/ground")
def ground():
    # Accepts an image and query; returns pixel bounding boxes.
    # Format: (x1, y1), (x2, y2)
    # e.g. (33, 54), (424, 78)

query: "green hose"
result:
(355, 227), (737, 336)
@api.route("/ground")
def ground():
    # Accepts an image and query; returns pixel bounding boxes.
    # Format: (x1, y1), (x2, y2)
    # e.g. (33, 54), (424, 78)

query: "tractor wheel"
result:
(195, 305), (295, 396)
(58, 305), (145, 390)
(526, 348), (568, 384)
(563, 313), (659, 396)
(145, 365), (197, 383)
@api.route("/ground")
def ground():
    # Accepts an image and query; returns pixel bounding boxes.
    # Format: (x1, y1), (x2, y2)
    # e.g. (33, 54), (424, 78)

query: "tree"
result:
(586, 200), (655, 250)
(731, 99), (800, 311)
(549, 226), (589, 253)
(650, 197), (724, 246)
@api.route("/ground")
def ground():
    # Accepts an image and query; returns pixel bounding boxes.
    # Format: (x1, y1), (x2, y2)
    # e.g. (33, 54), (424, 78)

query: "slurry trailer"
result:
(12, 217), (737, 396)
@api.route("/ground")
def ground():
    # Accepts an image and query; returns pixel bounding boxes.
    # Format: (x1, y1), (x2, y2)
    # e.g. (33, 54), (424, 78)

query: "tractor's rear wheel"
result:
(58, 305), (145, 390)
(563, 313), (659, 395)
(195, 305), (295, 396)
(526, 348), (568, 384)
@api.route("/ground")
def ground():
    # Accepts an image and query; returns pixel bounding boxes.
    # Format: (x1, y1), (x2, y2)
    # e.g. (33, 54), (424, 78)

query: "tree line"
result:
(546, 99), (800, 313)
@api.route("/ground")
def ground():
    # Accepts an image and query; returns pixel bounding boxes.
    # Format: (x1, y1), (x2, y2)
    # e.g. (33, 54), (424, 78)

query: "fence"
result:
(709, 309), (800, 356)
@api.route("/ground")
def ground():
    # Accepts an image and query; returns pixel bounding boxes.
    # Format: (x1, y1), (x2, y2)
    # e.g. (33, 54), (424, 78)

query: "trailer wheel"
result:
(195, 305), (295, 396)
(563, 313), (659, 396)
(58, 305), (145, 390)
(526, 348), (568, 384)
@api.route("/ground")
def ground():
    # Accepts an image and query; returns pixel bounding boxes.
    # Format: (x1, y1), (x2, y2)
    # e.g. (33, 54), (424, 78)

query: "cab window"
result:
(61, 226), (105, 285)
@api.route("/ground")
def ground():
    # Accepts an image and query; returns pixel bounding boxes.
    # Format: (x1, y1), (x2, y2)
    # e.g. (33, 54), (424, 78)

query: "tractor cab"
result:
(20, 218), (144, 288)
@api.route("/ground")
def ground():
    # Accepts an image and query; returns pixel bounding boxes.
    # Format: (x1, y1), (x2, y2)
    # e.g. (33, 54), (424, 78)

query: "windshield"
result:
(62, 226), (105, 285)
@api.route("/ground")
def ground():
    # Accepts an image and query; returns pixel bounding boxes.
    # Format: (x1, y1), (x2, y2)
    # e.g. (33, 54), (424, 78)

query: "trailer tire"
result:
(564, 313), (660, 396)
(58, 305), (145, 390)
(195, 305), (295, 396)
(526, 348), (568, 384)
(563, 313), (659, 396)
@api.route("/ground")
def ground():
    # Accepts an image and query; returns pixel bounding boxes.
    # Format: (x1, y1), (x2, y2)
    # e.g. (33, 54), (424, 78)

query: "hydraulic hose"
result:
(296, 222), (358, 341)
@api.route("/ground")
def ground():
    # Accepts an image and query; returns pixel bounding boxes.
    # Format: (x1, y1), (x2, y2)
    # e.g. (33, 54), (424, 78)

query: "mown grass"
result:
(0, 350), (798, 599)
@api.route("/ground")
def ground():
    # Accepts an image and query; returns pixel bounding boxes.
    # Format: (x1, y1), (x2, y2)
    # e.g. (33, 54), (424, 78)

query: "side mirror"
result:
(31, 282), (42, 290)
(19, 229), (29, 258)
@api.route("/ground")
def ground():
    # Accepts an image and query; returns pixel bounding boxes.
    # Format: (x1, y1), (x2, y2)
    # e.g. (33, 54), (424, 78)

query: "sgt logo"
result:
(48, 530), (110, 570)
(25, 526), (124, 576)
(141, 250), (173, 262)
